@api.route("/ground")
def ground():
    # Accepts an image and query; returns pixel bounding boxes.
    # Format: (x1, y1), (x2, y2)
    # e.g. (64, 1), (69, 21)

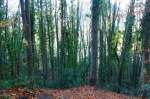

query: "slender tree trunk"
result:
(117, 0), (135, 93)
(87, 28), (91, 82)
(0, 29), (2, 80)
(45, 0), (55, 81)
(0, 0), (4, 80)
(60, 0), (66, 76)
(99, 29), (103, 84)
(73, 0), (80, 81)
(54, 0), (59, 76)
(80, 23), (87, 82)
(111, 3), (116, 37)
(30, 0), (34, 52)
(30, 0), (35, 68)
(89, 0), (99, 86)
(5, 0), (14, 78)
(98, 0), (103, 85)
(106, 0), (111, 84)
(140, 0), (150, 98)
(20, 0), (34, 86)
(102, 8), (107, 85)
(40, 0), (48, 80)
(17, 30), (23, 82)
(109, 3), (117, 86)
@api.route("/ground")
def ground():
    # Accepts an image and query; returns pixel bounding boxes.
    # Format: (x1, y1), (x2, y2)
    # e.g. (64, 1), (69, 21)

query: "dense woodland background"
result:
(0, 0), (149, 98)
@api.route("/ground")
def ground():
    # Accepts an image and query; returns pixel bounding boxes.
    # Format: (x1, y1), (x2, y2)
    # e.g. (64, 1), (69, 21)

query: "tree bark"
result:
(73, 0), (80, 81)
(99, 29), (103, 84)
(89, 0), (99, 86)
(106, 0), (111, 84)
(40, 0), (48, 80)
(117, 0), (135, 93)
(45, 0), (55, 81)
(54, 0), (60, 76)
(60, 0), (67, 76)
(30, 0), (35, 54)
(140, 0), (150, 97)
(0, 0), (3, 80)
(20, 0), (34, 86)
(0, 29), (2, 80)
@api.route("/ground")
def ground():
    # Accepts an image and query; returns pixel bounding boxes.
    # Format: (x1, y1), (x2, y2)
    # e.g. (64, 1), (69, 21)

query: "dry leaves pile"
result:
(0, 86), (145, 99)
(47, 86), (144, 99)
(0, 87), (46, 99)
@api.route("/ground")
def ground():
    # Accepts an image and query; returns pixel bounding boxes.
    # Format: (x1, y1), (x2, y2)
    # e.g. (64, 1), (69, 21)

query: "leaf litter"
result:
(0, 86), (145, 99)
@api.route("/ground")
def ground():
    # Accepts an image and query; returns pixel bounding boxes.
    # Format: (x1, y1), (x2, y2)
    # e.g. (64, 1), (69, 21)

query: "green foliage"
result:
(50, 69), (75, 89)
(148, 83), (150, 98)
(74, 77), (84, 87)
(140, 83), (150, 98)
(0, 0), (148, 98)
(0, 80), (12, 90)
(34, 68), (85, 89)
(0, 77), (32, 90)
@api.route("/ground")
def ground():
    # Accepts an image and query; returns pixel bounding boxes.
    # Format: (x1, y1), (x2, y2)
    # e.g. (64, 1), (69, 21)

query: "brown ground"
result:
(0, 86), (145, 99)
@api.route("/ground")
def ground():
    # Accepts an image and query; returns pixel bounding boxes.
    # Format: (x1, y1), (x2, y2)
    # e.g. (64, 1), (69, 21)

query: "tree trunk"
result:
(30, 0), (35, 68)
(0, 0), (4, 80)
(89, 0), (99, 86)
(140, 0), (150, 98)
(30, 0), (34, 52)
(99, 29), (103, 84)
(20, 0), (34, 86)
(73, 0), (80, 81)
(60, 0), (67, 76)
(106, 0), (111, 84)
(0, 29), (2, 80)
(45, 0), (55, 81)
(117, 0), (135, 93)
(102, 8), (107, 85)
(16, 23), (23, 82)
(40, 0), (48, 81)
(54, 0), (60, 76)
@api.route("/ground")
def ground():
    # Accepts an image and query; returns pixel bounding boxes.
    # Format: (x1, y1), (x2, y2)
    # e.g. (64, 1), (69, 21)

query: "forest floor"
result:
(0, 86), (145, 99)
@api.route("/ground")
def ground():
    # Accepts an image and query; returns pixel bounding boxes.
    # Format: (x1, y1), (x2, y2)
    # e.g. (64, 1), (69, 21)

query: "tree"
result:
(89, 0), (99, 86)
(20, 0), (34, 86)
(140, 0), (150, 97)
(0, 27), (2, 80)
(39, 0), (48, 81)
(0, 0), (4, 80)
(45, 0), (55, 81)
(73, 0), (80, 81)
(54, 0), (59, 78)
(106, 0), (111, 84)
(30, 0), (35, 61)
(60, 0), (67, 76)
(117, 0), (135, 93)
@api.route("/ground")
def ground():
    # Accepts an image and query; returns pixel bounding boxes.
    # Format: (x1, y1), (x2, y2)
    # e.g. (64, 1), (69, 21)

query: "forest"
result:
(0, 0), (149, 98)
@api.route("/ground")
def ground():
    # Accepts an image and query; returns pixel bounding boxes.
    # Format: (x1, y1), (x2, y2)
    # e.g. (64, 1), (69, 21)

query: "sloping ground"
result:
(0, 86), (145, 99)
(47, 86), (144, 99)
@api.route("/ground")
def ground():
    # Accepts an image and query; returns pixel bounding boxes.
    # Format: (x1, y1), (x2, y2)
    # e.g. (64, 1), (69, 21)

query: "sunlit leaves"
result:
(0, 20), (18, 28)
